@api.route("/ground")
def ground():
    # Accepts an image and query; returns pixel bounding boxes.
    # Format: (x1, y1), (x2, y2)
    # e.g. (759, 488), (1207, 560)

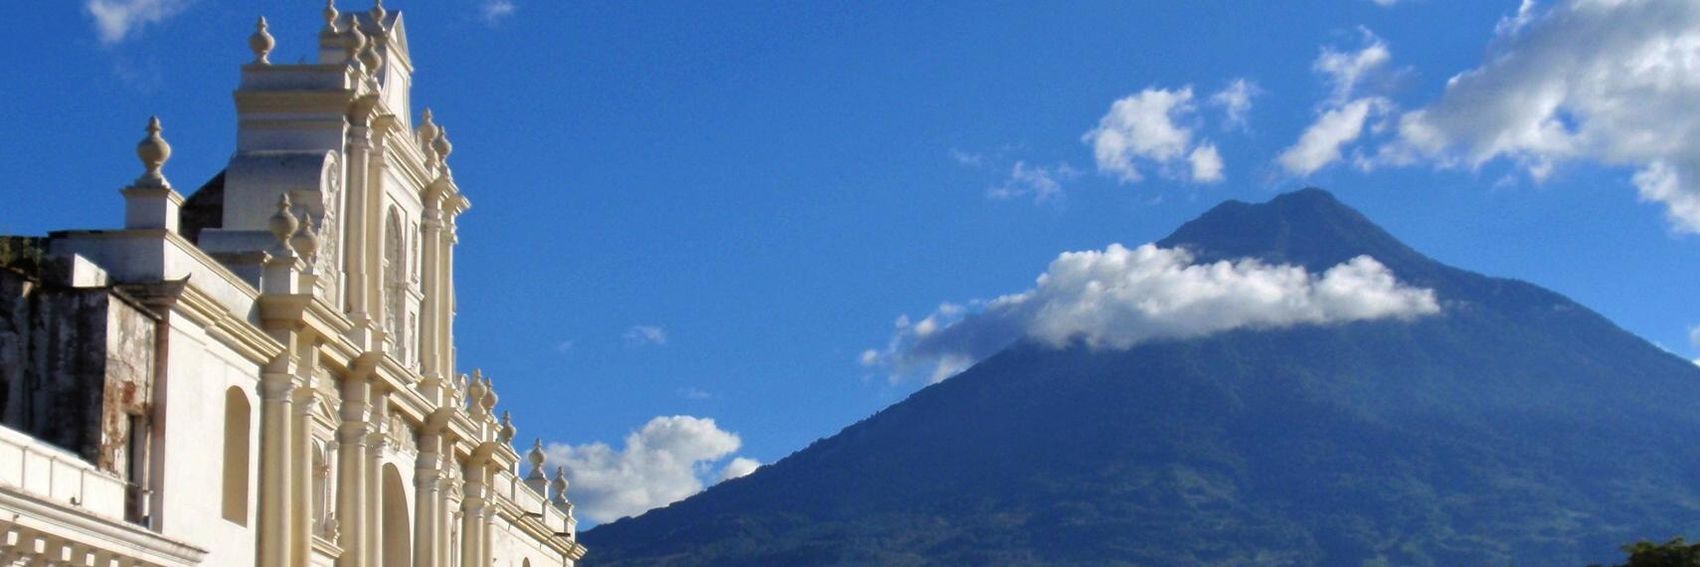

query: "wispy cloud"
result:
(85, 0), (193, 45)
(863, 244), (1440, 383)
(676, 387), (714, 400)
(554, 340), (575, 354)
(1277, 28), (1398, 176)
(949, 148), (989, 169)
(546, 416), (756, 525)
(987, 161), (1081, 203)
(1208, 78), (1261, 132)
(1689, 325), (1700, 366)
(481, 0), (517, 26)
(624, 325), (668, 347)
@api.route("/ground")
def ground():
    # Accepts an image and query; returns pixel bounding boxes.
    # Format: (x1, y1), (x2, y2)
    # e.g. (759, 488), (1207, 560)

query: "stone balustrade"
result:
(0, 424), (127, 520)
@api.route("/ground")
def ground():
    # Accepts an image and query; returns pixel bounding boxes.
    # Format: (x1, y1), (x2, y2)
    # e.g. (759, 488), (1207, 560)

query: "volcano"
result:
(582, 189), (1700, 566)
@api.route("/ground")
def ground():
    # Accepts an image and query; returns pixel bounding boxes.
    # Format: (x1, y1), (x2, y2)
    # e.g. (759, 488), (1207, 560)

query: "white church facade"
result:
(0, 3), (586, 565)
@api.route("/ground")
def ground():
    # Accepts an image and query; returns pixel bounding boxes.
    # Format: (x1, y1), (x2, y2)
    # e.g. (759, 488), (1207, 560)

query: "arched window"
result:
(382, 464), (412, 567)
(221, 387), (251, 525)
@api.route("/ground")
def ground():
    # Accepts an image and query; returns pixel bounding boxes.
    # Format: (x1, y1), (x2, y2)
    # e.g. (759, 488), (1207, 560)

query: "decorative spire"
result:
(498, 411), (516, 443)
(466, 370), (487, 411)
(269, 194), (299, 252)
(527, 439), (547, 479)
(344, 18), (368, 73)
(551, 466), (570, 504)
(291, 212), (320, 261)
(321, 0), (341, 36)
(432, 126), (454, 163)
(249, 16), (275, 65)
(480, 377), (498, 414)
(418, 108), (440, 150)
(358, 30), (382, 76)
(134, 116), (172, 188)
(370, 0), (388, 25)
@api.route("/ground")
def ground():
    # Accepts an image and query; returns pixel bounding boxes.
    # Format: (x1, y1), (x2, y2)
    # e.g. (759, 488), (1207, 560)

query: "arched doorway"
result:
(382, 464), (412, 567)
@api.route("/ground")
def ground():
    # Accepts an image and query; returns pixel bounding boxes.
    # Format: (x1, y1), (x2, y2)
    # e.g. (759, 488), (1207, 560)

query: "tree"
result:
(1593, 538), (1700, 567)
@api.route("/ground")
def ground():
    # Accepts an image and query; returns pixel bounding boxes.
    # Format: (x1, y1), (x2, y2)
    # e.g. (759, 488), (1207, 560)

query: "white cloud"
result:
(987, 161), (1081, 202)
(546, 416), (753, 525)
(676, 387), (713, 400)
(85, 0), (192, 44)
(1278, 98), (1388, 176)
(719, 457), (761, 481)
(1189, 144), (1225, 183)
(481, 0), (517, 25)
(1083, 87), (1226, 184)
(865, 244), (1440, 383)
(1315, 28), (1393, 104)
(1279, 29), (1399, 177)
(1208, 79), (1261, 131)
(1689, 325), (1700, 366)
(624, 325), (667, 347)
(555, 340), (575, 353)
(1370, 0), (1400, 8)
(949, 148), (988, 169)
(1379, 0), (1700, 232)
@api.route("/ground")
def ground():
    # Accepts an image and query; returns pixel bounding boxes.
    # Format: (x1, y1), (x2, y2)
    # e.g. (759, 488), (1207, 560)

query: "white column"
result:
(460, 466), (487, 567)
(442, 217), (460, 374)
(365, 122), (390, 347)
(437, 453), (456, 567)
(418, 203), (446, 402)
(366, 395), (388, 567)
(257, 373), (295, 567)
(292, 387), (319, 563)
(414, 432), (442, 567)
(335, 377), (371, 567)
(343, 119), (376, 340)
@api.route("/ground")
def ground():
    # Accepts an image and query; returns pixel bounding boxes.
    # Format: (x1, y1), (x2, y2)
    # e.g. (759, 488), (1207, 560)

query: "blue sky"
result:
(3, 0), (1698, 525)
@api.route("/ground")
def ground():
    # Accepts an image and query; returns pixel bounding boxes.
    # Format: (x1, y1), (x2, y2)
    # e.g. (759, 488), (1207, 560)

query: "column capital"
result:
(260, 377), (297, 401)
(294, 387), (321, 416)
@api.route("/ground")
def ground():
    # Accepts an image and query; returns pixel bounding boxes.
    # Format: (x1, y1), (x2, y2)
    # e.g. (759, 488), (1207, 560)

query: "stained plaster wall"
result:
(0, 265), (155, 481)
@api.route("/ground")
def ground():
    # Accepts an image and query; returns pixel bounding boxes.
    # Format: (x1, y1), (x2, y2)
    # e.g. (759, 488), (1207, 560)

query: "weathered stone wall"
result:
(0, 265), (157, 476)
(0, 268), (34, 428)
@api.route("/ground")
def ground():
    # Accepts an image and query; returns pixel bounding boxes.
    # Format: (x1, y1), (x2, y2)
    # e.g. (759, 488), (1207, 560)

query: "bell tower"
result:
(193, 1), (468, 382)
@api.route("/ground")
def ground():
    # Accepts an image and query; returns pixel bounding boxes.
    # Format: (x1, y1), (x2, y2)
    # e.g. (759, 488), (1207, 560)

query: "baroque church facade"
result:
(0, 3), (586, 565)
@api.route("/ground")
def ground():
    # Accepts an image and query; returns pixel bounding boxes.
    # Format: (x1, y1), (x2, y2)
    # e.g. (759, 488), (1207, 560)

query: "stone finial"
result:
(466, 370), (487, 411)
(134, 116), (172, 188)
(480, 378), (498, 413)
(371, 0), (388, 25)
(526, 438), (547, 479)
(321, 1), (341, 35)
(249, 16), (275, 65)
(357, 17), (382, 73)
(344, 18), (368, 72)
(498, 411), (516, 443)
(291, 212), (320, 260)
(551, 466), (570, 503)
(418, 109), (440, 152)
(269, 194), (299, 251)
(432, 126), (454, 163)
